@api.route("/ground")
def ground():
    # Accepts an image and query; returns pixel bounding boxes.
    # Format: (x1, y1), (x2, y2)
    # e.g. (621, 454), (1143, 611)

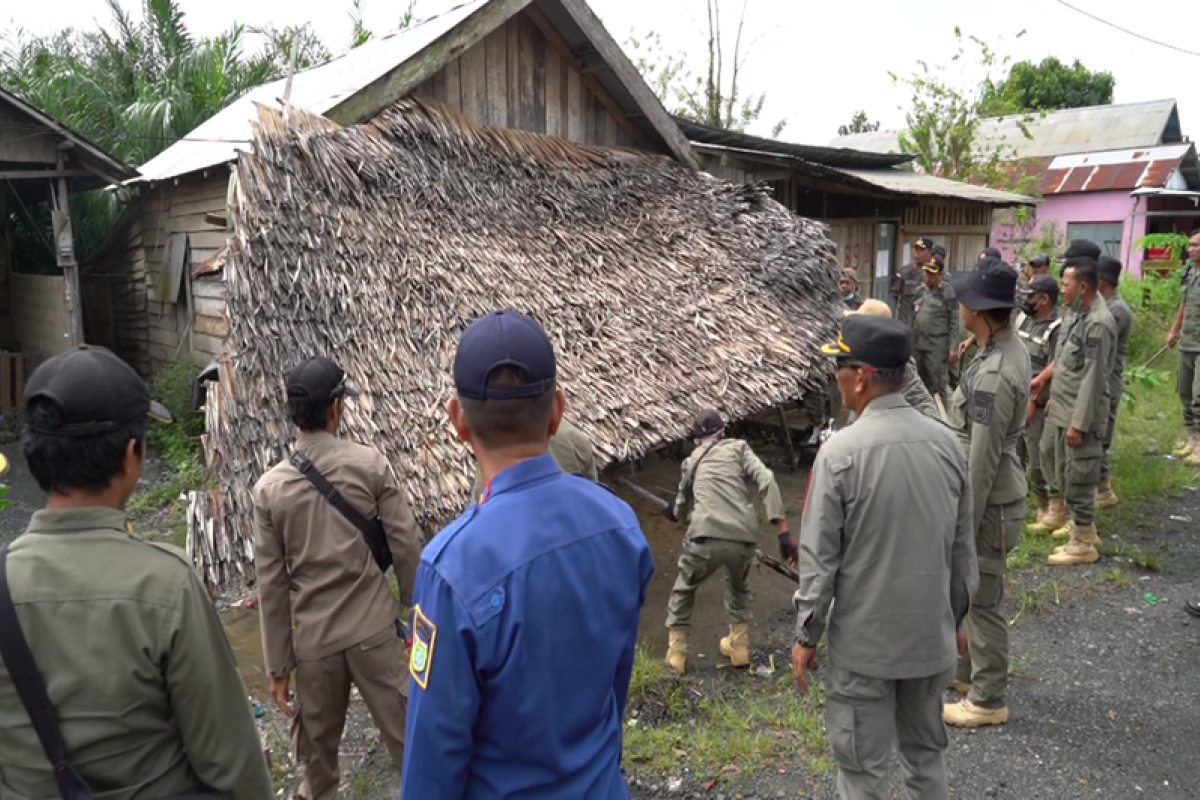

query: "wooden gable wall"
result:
(411, 9), (646, 151)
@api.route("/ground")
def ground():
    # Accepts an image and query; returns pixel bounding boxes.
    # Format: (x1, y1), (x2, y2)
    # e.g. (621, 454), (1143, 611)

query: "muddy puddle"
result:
(222, 444), (810, 692)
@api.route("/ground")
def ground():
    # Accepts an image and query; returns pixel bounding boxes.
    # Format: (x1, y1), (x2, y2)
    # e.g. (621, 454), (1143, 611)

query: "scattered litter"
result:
(1144, 592), (1159, 606)
(626, 718), (639, 728)
(1169, 515), (1192, 523)
(1124, 607), (1143, 616)
(1185, 486), (1199, 492)
(1164, 455), (1178, 462)
(667, 777), (683, 793)
(1140, 576), (1152, 582)
(1156, 412), (1167, 419)
(251, 699), (266, 719)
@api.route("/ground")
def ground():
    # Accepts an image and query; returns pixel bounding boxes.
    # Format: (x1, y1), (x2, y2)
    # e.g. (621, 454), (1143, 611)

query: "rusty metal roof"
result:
(830, 99), (1181, 160)
(677, 117), (913, 169)
(1041, 144), (1198, 195)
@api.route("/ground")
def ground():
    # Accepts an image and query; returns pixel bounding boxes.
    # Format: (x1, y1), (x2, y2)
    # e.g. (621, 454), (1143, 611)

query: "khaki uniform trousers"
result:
(665, 537), (755, 628)
(1099, 389), (1122, 482)
(1040, 423), (1103, 526)
(955, 501), (1022, 709)
(1022, 403), (1050, 500)
(293, 625), (408, 800)
(1179, 350), (1200, 432)
(825, 660), (955, 800)
(915, 348), (950, 408)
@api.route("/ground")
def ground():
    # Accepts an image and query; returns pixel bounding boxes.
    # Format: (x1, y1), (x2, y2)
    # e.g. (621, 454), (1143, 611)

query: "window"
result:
(1065, 223), (1123, 257)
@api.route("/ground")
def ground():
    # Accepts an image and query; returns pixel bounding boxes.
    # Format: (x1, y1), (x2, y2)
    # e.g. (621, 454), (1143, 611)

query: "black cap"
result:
(692, 408), (724, 438)
(1028, 274), (1060, 301)
(287, 357), (359, 403)
(453, 310), (557, 400)
(1097, 255), (1122, 285)
(912, 237), (934, 251)
(1030, 253), (1051, 267)
(1062, 240), (1102, 261)
(924, 254), (946, 274)
(932, 244), (947, 259)
(948, 258), (1018, 311)
(820, 314), (911, 370)
(981, 247), (1002, 260)
(24, 345), (172, 438)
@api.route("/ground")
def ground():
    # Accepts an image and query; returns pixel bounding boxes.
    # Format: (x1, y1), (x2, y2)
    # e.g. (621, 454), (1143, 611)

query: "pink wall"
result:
(992, 191), (1148, 275)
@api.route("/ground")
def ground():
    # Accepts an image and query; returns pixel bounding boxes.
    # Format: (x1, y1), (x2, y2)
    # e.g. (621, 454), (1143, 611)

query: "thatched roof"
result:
(191, 97), (839, 589)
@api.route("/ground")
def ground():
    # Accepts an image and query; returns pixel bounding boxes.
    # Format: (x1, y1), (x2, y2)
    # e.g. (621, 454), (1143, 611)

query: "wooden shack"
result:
(116, 0), (697, 374)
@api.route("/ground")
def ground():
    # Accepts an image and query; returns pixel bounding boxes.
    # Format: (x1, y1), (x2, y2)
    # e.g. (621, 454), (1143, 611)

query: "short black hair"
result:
(460, 366), (555, 448)
(1065, 259), (1099, 291)
(874, 367), (906, 392)
(289, 395), (334, 432)
(23, 398), (145, 494)
(983, 307), (1012, 325)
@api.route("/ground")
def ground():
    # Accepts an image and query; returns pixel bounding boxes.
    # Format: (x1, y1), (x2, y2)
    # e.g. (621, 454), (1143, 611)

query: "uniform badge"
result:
(973, 391), (995, 425)
(409, 605), (437, 690)
(1085, 336), (1100, 359)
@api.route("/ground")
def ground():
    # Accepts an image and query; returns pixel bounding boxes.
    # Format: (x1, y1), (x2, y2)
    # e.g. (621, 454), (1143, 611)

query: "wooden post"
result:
(777, 405), (798, 472)
(52, 148), (83, 347)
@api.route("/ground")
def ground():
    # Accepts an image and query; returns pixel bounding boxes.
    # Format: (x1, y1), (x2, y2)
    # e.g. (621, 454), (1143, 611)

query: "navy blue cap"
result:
(1030, 253), (1051, 267)
(948, 258), (1018, 311)
(453, 310), (557, 400)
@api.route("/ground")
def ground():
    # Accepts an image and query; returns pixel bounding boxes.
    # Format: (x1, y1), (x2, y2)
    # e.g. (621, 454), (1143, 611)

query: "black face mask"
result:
(1019, 298), (1036, 315)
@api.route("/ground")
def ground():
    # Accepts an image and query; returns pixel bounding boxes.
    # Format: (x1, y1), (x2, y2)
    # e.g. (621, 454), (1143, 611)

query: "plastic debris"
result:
(1144, 592), (1158, 605)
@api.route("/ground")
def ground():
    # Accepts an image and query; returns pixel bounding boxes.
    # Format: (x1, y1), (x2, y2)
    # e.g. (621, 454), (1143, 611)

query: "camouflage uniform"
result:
(914, 281), (961, 405)
(665, 438), (785, 628)
(1099, 295), (1133, 482)
(1015, 308), (1064, 502)
(948, 331), (1030, 710)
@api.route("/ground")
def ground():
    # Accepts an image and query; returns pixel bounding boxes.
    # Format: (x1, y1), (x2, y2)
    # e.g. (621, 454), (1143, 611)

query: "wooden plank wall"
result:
(904, 200), (995, 273)
(9, 273), (69, 362)
(90, 214), (150, 374)
(137, 175), (231, 371)
(0, 204), (17, 351)
(412, 11), (641, 150)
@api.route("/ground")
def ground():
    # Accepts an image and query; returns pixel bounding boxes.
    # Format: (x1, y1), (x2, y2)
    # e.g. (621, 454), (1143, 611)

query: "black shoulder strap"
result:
(289, 452), (377, 539)
(0, 546), (93, 799)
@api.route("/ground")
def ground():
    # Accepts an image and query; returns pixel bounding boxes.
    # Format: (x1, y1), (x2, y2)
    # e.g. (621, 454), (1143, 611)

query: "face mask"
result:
(1019, 299), (1035, 315)
(844, 293), (855, 301)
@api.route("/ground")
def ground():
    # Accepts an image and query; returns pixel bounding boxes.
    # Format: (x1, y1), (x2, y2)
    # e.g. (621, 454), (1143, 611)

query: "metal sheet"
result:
(833, 168), (1036, 206)
(161, 233), (188, 304)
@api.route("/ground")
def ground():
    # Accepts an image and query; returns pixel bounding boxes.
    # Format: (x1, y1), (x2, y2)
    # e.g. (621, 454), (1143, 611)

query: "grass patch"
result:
(1009, 578), (1061, 625)
(623, 647), (829, 778)
(1099, 565), (1134, 589)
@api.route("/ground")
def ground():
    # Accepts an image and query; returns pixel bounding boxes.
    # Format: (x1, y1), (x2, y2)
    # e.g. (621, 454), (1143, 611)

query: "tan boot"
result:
(1028, 497), (1066, 533)
(1048, 524), (1100, 566)
(1051, 519), (1074, 540)
(666, 629), (688, 675)
(718, 623), (750, 667)
(1095, 477), (1119, 509)
(944, 698), (1009, 728)
(1186, 435), (1200, 467)
(1172, 437), (1195, 457)
(1054, 523), (1100, 554)
(1034, 497), (1050, 524)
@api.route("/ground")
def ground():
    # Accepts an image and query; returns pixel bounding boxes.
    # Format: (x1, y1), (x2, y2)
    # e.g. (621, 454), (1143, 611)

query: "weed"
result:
(1104, 541), (1163, 572)
(1099, 565), (1134, 589)
(261, 715), (292, 788)
(1009, 579), (1060, 625)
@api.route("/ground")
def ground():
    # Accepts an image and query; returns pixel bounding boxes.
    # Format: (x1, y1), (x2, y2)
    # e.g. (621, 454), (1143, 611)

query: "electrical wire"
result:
(1052, 0), (1200, 58)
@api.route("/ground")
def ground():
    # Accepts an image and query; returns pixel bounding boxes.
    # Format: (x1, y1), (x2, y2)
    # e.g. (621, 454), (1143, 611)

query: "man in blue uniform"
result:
(401, 310), (654, 798)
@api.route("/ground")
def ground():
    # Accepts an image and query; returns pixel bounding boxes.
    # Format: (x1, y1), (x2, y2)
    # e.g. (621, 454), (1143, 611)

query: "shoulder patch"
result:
(1085, 336), (1100, 358)
(409, 605), (437, 690)
(972, 391), (995, 425)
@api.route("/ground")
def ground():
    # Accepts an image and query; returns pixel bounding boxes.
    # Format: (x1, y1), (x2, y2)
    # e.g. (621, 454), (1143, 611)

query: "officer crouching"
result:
(793, 316), (977, 798)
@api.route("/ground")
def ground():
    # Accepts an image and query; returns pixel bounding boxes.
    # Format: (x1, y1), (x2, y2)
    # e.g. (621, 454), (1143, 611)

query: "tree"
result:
(979, 57), (1114, 116)
(627, 0), (784, 136)
(837, 110), (880, 137)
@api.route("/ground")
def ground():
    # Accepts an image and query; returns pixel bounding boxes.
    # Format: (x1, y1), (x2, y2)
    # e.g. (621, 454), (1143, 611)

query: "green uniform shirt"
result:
(1180, 261), (1200, 352)
(1107, 294), (1133, 400)
(0, 508), (272, 799)
(890, 263), (923, 328)
(674, 437), (785, 544)
(951, 330), (1031, 535)
(913, 281), (961, 354)
(844, 293), (865, 311)
(470, 417), (599, 498)
(1048, 296), (1118, 436)
(1016, 308), (1063, 405)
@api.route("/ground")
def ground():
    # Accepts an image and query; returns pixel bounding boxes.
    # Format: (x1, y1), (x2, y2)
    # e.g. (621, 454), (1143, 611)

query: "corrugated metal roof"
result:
(134, 0), (486, 183)
(833, 168), (1037, 206)
(676, 116), (913, 169)
(829, 99), (1181, 160)
(1041, 144), (1193, 194)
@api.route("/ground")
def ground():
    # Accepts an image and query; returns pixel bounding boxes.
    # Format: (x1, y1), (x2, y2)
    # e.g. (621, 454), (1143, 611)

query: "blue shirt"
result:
(400, 454), (654, 799)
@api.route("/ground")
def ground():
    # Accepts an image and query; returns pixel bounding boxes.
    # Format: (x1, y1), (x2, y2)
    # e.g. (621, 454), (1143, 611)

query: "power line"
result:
(1052, 0), (1200, 58)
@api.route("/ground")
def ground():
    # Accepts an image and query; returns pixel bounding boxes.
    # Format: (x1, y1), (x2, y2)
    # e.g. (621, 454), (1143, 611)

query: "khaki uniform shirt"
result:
(1107, 294), (1133, 400)
(794, 394), (977, 679)
(1180, 261), (1200, 352)
(469, 418), (598, 499)
(254, 430), (422, 676)
(0, 508), (272, 799)
(950, 330), (1031, 534)
(1016, 308), (1063, 406)
(913, 281), (961, 354)
(674, 437), (786, 544)
(890, 263), (923, 327)
(1048, 296), (1118, 436)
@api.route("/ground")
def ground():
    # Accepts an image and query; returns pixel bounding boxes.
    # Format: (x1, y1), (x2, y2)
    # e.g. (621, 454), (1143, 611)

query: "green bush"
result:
(1120, 273), (1180, 366)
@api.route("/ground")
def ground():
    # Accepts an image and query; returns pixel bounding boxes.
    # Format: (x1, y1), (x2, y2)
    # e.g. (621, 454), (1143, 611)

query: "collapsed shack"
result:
(187, 98), (841, 592)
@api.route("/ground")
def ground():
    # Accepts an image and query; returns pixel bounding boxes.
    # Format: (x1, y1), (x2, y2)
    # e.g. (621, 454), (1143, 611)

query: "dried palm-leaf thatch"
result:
(190, 96), (840, 590)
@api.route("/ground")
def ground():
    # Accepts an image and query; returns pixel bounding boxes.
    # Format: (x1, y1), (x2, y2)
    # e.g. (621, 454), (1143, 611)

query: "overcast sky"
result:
(4, 0), (1197, 147)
